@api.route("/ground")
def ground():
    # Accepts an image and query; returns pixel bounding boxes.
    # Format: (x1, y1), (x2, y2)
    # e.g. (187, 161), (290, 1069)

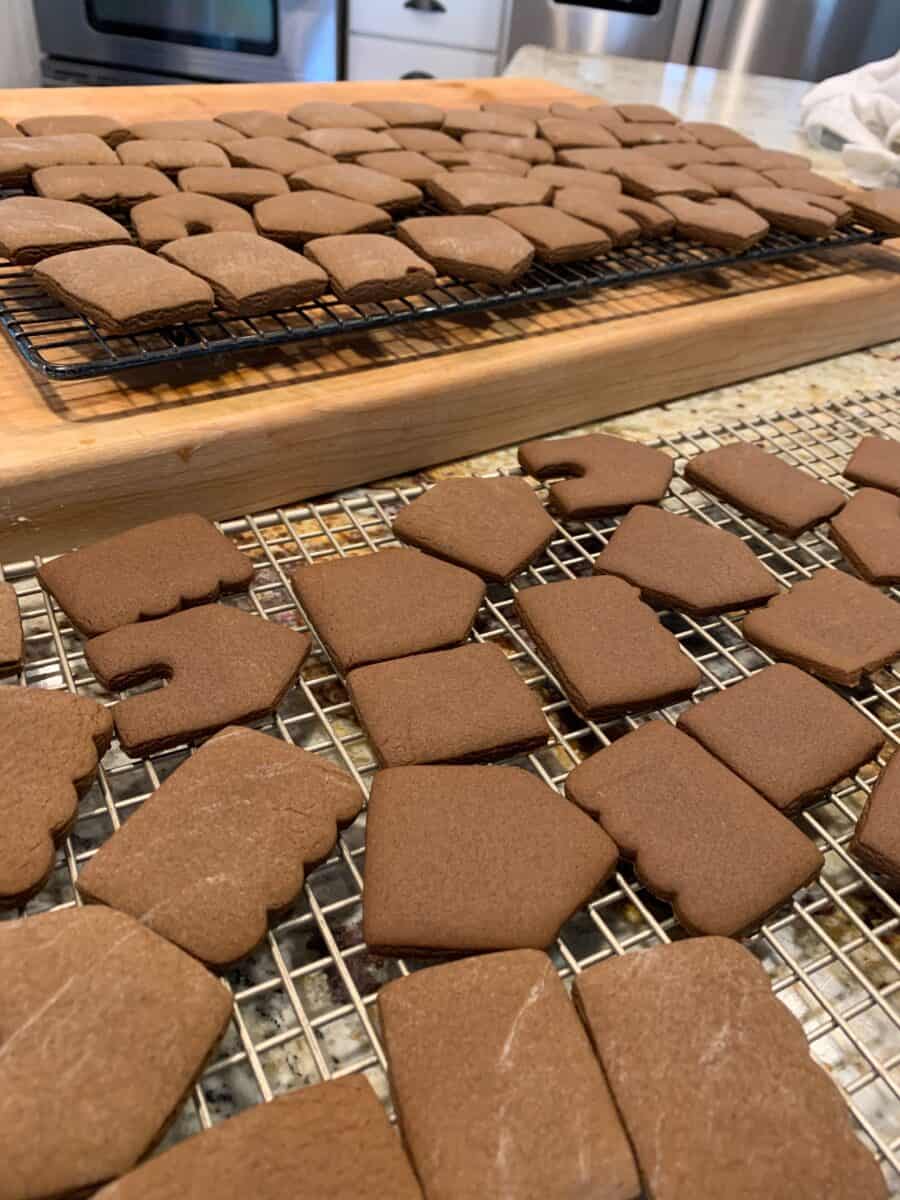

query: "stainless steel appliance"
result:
(34, 0), (341, 86)
(504, 0), (900, 81)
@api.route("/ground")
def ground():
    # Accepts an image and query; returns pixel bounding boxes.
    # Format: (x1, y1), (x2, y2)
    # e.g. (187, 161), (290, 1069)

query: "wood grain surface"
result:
(1, 77), (899, 559)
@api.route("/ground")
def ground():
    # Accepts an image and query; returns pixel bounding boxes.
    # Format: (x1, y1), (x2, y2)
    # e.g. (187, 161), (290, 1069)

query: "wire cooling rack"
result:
(0, 220), (884, 380)
(1, 392), (899, 1191)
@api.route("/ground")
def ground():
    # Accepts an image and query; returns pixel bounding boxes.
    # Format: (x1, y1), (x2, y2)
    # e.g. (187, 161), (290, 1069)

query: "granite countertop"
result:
(389, 48), (900, 485)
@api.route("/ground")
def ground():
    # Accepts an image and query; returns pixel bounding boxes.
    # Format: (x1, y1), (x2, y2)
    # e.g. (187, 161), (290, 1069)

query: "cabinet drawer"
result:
(347, 34), (497, 80)
(349, 0), (506, 52)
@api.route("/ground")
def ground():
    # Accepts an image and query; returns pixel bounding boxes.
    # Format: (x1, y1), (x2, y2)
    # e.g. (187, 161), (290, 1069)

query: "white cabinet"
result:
(349, 0), (506, 52)
(347, 34), (497, 80)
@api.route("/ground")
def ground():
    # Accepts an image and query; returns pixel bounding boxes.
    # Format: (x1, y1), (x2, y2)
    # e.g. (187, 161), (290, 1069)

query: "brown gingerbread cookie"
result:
(461, 131), (554, 164)
(356, 99), (444, 128)
(565, 721), (823, 936)
(442, 109), (537, 138)
(33, 245), (215, 334)
(851, 752), (900, 883)
(396, 214), (535, 284)
(159, 232), (327, 315)
(427, 148), (530, 177)
(379, 950), (640, 1200)
(304, 233), (436, 303)
(127, 118), (245, 145)
(715, 146), (811, 169)
(224, 135), (333, 174)
(118, 137), (230, 171)
(732, 186), (850, 236)
(492, 204), (611, 262)
(354, 149), (446, 183)
(78, 725), (361, 965)
(0, 582), (22, 670)
(529, 163), (623, 193)
(762, 167), (847, 196)
(290, 161), (423, 211)
(215, 109), (309, 140)
(0, 132), (117, 185)
(518, 431), (673, 517)
(684, 440), (846, 536)
(574, 938), (888, 1200)
(32, 163), (176, 207)
(17, 113), (129, 144)
(608, 122), (697, 146)
(288, 101), (387, 130)
(553, 187), (673, 243)
(0, 687), (112, 905)
(295, 127), (400, 159)
(679, 163), (770, 195)
(681, 120), (756, 147)
(614, 103), (679, 124)
(254, 190), (391, 244)
(847, 187), (900, 235)
(39, 513), (254, 637)
(612, 162), (715, 200)
(844, 435), (900, 495)
(389, 127), (460, 153)
(678, 664), (884, 814)
(537, 117), (622, 150)
(347, 642), (548, 767)
(641, 142), (726, 168)
(0, 906), (232, 1200)
(85, 604), (310, 757)
(178, 165), (288, 207)
(516, 575), (701, 719)
(131, 192), (255, 251)
(291, 546), (484, 674)
(549, 101), (622, 126)
(830, 488), (900, 585)
(391, 476), (555, 582)
(593, 505), (779, 615)
(0, 196), (130, 264)
(363, 764), (617, 955)
(741, 569), (900, 687)
(482, 101), (551, 122)
(92, 1076), (423, 1200)
(425, 170), (551, 214)
(556, 147), (654, 171)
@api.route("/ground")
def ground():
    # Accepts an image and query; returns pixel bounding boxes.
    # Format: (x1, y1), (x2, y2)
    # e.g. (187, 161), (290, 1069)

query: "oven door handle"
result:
(403, 0), (447, 12)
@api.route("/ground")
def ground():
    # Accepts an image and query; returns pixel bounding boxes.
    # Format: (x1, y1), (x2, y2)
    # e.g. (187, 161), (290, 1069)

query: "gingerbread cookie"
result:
(291, 546), (484, 674)
(224, 136), (333, 174)
(347, 642), (548, 767)
(118, 138), (230, 171)
(354, 149), (445, 183)
(130, 193), (255, 251)
(254, 190), (391, 244)
(715, 146), (811, 169)
(215, 109), (309, 140)
(379, 950), (640, 1200)
(529, 163), (622, 193)
(426, 170), (551, 214)
(178, 165), (288, 206)
(397, 214), (535, 284)
(128, 118), (245, 145)
(92, 1076), (423, 1200)
(681, 120), (756, 147)
(160, 232), (327, 315)
(304, 233), (436, 303)
(0, 132), (117, 185)
(288, 101), (387, 130)
(641, 142), (725, 168)
(678, 664), (884, 814)
(389, 127), (460, 153)
(847, 187), (900, 235)
(427, 148), (530, 177)
(566, 722), (823, 936)
(851, 753), (900, 883)
(0, 906), (231, 1200)
(762, 167), (847, 196)
(557, 147), (654, 171)
(593, 505), (779, 615)
(741, 569), (900, 687)
(391, 476), (555, 582)
(615, 103), (679, 124)
(461, 131), (554, 164)
(85, 604), (310, 757)
(733, 186), (850, 236)
(356, 99), (444, 128)
(363, 765), (617, 954)
(0, 583), (22, 670)
(517, 574), (700, 717)
(32, 163), (176, 207)
(296, 127), (400, 159)
(17, 113), (128, 144)
(442, 109), (537, 138)
(290, 161), (422, 211)
(537, 117), (621, 150)
(831, 488), (900, 585)
(0, 687), (112, 905)
(0, 196), (130, 265)
(0, 118), (21, 138)
(844, 435), (900, 495)
(40, 513), (253, 636)
(684, 441), (846, 536)
(549, 101), (622, 126)
(34, 245), (214, 333)
(493, 204), (610, 262)
(574, 938), (888, 1200)
(679, 163), (770, 195)
(609, 122), (697, 146)
(612, 162), (715, 200)
(553, 188), (671, 244)
(518, 431), (673, 517)
(78, 725), (361, 965)
(482, 101), (550, 122)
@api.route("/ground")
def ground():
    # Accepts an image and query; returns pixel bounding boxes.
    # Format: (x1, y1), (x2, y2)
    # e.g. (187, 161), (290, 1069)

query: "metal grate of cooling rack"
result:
(2, 392), (899, 1191)
(0, 219), (885, 380)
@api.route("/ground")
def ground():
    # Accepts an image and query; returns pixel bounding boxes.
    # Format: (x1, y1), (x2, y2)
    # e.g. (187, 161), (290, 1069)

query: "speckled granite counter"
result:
(377, 48), (900, 487)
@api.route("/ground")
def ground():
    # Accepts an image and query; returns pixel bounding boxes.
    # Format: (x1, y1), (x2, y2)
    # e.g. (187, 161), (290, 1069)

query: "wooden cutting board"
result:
(1, 76), (900, 560)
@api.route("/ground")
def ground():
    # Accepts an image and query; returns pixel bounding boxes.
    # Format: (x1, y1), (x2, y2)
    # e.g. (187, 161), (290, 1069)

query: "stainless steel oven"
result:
(34, 0), (341, 86)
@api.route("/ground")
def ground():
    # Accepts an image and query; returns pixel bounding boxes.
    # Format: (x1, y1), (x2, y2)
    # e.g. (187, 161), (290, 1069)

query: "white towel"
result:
(802, 51), (900, 186)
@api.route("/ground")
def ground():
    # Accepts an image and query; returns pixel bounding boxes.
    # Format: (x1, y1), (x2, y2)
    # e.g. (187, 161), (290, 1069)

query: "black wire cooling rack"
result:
(0, 220), (885, 381)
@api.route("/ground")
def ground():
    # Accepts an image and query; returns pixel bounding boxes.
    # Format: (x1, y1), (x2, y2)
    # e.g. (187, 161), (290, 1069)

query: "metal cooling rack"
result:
(0, 221), (885, 380)
(2, 392), (899, 1192)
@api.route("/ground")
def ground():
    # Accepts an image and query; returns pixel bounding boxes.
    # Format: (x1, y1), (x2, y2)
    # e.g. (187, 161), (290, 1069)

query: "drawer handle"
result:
(403, 0), (446, 11)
